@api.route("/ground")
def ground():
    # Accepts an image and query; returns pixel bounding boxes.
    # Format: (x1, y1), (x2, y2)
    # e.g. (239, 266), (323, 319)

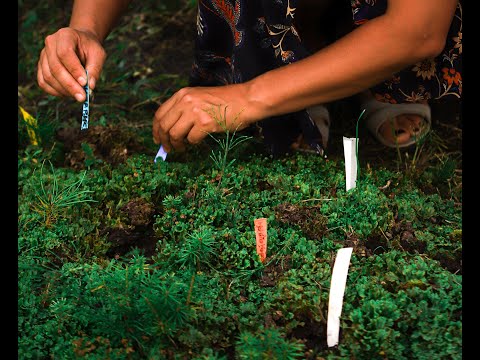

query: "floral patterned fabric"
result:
(351, 0), (462, 104)
(189, 0), (463, 155)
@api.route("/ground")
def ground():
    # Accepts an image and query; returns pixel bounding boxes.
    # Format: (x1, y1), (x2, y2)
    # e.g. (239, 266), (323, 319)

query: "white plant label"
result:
(154, 144), (167, 163)
(327, 247), (353, 347)
(343, 137), (358, 191)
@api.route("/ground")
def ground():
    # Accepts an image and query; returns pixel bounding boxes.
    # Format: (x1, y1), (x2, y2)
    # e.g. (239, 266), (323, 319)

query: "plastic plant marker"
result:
(327, 247), (353, 347)
(19, 106), (39, 146)
(254, 218), (268, 263)
(343, 137), (358, 191)
(154, 144), (167, 163)
(81, 69), (89, 130)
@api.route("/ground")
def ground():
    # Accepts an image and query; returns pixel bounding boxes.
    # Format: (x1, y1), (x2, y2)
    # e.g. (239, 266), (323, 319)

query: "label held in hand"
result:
(81, 69), (90, 130)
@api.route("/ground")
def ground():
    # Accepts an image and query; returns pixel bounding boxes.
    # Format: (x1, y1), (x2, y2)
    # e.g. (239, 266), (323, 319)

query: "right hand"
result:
(37, 27), (106, 102)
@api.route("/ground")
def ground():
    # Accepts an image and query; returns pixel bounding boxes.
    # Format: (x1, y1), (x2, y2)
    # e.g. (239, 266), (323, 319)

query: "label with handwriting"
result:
(254, 218), (268, 263)
(81, 69), (89, 130)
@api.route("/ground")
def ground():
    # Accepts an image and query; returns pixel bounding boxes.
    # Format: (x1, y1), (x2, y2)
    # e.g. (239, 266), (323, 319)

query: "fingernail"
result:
(75, 93), (85, 102)
(89, 77), (96, 89)
(78, 77), (86, 86)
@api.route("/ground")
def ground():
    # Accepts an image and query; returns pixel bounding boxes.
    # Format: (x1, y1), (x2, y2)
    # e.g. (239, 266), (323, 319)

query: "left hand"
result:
(152, 84), (258, 152)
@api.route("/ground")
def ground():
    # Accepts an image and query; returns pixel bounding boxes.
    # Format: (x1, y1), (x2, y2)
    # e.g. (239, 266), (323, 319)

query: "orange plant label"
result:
(254, 218), (268, 263)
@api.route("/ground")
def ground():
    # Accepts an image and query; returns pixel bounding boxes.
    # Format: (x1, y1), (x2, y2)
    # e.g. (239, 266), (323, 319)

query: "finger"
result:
(186, 125), (209, 145)
(156, 110), (182, 152)
(44, 36), (86, 101)
(56, 29), (89, 86)
(37, 52), (63, 97)
(152, 105), (166, 145)
(186, 110), (214, 144)
(168, 117), (195, 152)
(40, 52), (70, 97)
(152, 99), (181, 145)
(155, 87), (193, 122)
(84, 45), (106, 90)
(37, 61), (63, 97)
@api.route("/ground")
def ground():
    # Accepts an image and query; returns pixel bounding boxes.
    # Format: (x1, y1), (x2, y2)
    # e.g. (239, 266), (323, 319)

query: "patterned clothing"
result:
(189, 0), (463, 155)
(351, 0), (463, 104)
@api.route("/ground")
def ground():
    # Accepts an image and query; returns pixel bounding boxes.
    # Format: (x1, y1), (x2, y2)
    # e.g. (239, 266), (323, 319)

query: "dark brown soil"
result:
(104, 226), (158, 260)
(290, 314), (328, 358)
(260, 255), (292, 287)
(102, 198), (158, 259)
(121, 197), (156, 227)
(56, 125), (151, 169)
(275, 203), (329, 241)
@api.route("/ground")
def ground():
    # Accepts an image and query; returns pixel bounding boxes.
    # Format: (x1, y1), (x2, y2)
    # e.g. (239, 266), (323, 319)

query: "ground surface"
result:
(18, 1), (462, 359)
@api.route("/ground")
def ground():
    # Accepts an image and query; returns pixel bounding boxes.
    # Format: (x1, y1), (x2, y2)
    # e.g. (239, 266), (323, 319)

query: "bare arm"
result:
(245, 0), (459, 120)
(69, 0), (132, 42)
(152, 0), (458, 152)
(37, 0), (132, 100)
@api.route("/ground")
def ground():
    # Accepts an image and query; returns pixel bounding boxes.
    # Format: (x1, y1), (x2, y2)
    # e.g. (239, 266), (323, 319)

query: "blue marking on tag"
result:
(81, 69), (89, 130)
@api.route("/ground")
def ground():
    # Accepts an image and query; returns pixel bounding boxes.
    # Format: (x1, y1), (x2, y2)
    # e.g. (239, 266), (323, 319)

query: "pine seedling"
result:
(31, 161), (96, 227)
(176, 226), (217, 305)
(142, 280), (191, 335)
(205, 105), (252, 186)
(236, 327), (305, 359)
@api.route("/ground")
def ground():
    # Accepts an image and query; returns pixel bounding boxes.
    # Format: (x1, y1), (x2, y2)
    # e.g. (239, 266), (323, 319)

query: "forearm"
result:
(245, 0), (458, 120)
(69, 0), (132, 42)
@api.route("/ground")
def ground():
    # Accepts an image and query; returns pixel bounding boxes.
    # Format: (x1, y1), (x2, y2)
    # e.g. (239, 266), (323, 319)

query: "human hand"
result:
(152, 84), (260, 152)
(37, 27), (106, 102)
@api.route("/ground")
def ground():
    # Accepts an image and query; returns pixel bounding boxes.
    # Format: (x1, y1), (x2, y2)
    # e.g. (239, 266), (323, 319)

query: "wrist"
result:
(242, 76), (276, 123)
(68, 23), (105, 43)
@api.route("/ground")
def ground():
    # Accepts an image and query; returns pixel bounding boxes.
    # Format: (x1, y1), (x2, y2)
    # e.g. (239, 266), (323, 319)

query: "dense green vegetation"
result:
(19, 1), (462, 359)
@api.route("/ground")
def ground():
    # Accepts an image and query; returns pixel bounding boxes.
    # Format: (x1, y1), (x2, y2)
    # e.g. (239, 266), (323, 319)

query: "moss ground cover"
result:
(19, 1), (462, 359)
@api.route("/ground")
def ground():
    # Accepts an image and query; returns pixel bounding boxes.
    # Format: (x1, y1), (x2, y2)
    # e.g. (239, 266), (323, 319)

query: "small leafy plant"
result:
(177, 226), (217, 304)
(31, 161), (96, 227)
(205, 105), (252, 186)
(236, 327), (305, 359)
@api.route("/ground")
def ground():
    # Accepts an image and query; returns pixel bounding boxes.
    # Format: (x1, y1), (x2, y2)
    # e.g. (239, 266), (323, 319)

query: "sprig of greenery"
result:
(236, 327), (305, 360)
(177, 226), (216, 270)
(205, 105), (252, 185)
(355, 108), (366, 181)
(31, 161), (96, 227)
(177, 226), (217, 304)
